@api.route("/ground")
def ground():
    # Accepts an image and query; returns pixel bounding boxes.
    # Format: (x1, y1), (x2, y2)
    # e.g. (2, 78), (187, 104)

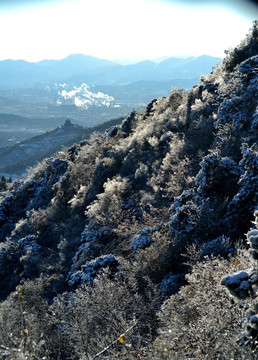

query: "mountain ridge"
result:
(0, 53), (221, 87)
(0, 117), (123, 177)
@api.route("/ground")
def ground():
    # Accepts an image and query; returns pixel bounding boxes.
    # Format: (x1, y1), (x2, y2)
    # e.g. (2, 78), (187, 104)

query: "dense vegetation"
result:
(0, 22), (257, 359)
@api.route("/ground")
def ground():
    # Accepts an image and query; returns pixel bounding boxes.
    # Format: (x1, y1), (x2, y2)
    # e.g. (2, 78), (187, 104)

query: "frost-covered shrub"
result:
(251, 106), (258, 133)
(121, 110), (136, 136)
(248, 229), (258, 261)
(190, 89), (215, 123)
(238, 55), (258, 81)
(215, 97), (248, 130)
(0, 235), (42, 292)
(17, 235), (41, 257)
(107, 125), (122, 138)
(67, 184), (87, 209)
(0, 284), (49, 360)
(212, 55), (257, 156)
(222, 211), (258, 348)
(0, 241), (21, 300)
(168, 182), (238, 257)
(214, 78), (257, 153)
(0, 265), (155, 360)
(226, 144), (258, 234)
(121, 197), (134, 210)
(223, 21), (258, 72)
(26, 158), (68, 207)
(221, 270), (252, 299)
(168, 189), (205, 245)
(50, 268), (155, 360)
(27, 157), (68, 183)
(146, 132), (193, 199)
(195, 153), (241, 196)
(68, 254), (120, 287)
(24, 177), (52, 211)
(16, 235), (42, 278)
(0, 243), (17, 267)
(0, 158), (69, 222)
(71, 241), (102, 269)
(131, 227), (153, 250)
(69, 227), (112, 273)
(80, 227), (109, 243)
(154, 249), (252, 359)
(0, 193), (13, 223)
(200, 236), (234, 259)
(158, 273), (185, 298)
(168, 88), (185, 112)
(40, 158), (68, 182)
(86, 176), (132, 227)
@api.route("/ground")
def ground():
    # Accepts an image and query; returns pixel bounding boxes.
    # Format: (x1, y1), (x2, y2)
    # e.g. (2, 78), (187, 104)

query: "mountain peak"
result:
(64, 118), (72, 127)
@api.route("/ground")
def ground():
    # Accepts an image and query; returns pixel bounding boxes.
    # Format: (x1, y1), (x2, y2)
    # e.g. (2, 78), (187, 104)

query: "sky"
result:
(0, 0), (257, 63)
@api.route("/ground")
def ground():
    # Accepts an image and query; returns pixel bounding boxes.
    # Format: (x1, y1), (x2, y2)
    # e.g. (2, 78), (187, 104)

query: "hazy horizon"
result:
(0, 0), (257, 63)
(0, 52), (222, 65)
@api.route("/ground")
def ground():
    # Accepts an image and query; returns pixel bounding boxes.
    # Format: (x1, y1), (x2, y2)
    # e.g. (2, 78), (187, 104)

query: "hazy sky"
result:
(0, 0), (257, 63)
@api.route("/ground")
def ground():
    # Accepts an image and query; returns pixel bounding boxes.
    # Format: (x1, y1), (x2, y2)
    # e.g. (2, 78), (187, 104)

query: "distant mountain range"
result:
(0, 50), (219, 175)
(0, 54), (221, 88)
(0, 55), (114, 88)
(0, 54), (221, 131)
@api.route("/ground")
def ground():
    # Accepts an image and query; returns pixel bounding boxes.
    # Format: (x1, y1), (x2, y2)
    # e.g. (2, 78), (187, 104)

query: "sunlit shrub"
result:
(153, 249), (252, 359)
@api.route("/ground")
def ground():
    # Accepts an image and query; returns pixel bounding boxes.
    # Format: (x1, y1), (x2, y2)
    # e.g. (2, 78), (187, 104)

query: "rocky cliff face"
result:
(0, 22), (257, 360)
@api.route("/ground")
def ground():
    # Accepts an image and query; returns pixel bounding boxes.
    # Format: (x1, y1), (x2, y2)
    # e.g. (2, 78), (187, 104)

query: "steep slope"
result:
(0, 22), (257, 360)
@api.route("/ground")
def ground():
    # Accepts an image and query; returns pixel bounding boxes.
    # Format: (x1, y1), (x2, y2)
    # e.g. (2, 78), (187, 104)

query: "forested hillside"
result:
(0, 22), (257, 359)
